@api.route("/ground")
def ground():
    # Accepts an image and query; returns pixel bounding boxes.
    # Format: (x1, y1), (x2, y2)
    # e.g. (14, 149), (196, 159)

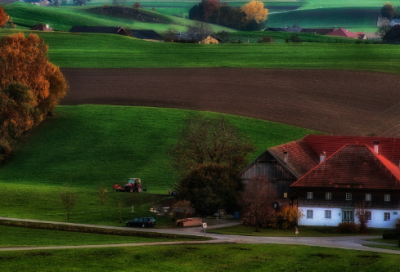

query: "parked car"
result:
(126, 217), (156, 228)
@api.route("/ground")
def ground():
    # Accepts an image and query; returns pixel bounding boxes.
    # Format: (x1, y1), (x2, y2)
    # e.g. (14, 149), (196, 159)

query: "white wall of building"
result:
(298, 207), (400, 229)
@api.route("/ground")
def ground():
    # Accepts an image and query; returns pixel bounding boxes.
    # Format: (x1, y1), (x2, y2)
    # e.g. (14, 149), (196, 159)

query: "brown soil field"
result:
(60, 68), (400, 137)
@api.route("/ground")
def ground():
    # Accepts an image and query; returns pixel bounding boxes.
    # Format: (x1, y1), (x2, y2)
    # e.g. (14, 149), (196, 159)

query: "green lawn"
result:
(208, 225), (385, 237)
(0, 244), (399, 271)
(363, 244), (400, 251)
(301, 0), (400, 9)
(0, 105), (317, 224)
(0, 225), (187, 247)
(366, 238), (399, 245)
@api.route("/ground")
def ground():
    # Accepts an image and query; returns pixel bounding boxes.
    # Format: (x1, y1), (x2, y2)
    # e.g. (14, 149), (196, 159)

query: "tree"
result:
(162, 27), (178, 42)
(73, 0), (85, 6)
(377, 23), (392, 37)
(187, 21), (213, 41)
(169, 113), (255, 178)
(133, 2), (140, 9)
(54, 0), (60, 6)
(60, 184), (77, 220)
(61, 0), (68, 5)
(215, 30), (230, 43)
(177, 163), (242, 215)
(274, 206), (303, 229)
(1, 17), (16, 29)
(98, 185), (107, 217)
(355, 202), (371, 233)
(0, 33), (68, 119)
(241, 1), (268, 24)
(382, 2), (396, 20)
(238, 176), (278, 231)
(0, 7), (8, 28)
(172, 200), (193, 219)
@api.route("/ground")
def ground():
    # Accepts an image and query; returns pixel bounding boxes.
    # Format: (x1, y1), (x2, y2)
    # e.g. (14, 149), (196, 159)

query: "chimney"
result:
(283, 151), (288, 165)
(320, 151), (326, 163)
(373, 141), (380, 154)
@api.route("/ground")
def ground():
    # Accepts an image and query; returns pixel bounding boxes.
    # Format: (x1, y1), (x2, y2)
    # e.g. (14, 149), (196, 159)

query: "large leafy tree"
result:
(382, 2), (396, 20)
(0, 7), (7, 28)
(177, 163), (242, 215)
(241, 1), (268, 24)
(0, 33), (68, 162)
(169, 113), (255, 178)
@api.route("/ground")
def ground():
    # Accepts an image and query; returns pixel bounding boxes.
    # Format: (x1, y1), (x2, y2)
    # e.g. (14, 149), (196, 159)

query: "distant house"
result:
(30, 24), (54, 31)
(390, 19), (400, 26)
(383, 25), (400, 43)
(175, 32), (222, 44)
(131, 30), (163, 41)
(300, 28), (335, 35)
(240, 135), (400, 228)
(69, 26), (128, 36)
(326, 28), (360, 39)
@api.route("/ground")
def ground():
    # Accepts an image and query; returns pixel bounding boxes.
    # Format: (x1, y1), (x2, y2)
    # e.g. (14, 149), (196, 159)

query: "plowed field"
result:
(60, 68), (400, 137)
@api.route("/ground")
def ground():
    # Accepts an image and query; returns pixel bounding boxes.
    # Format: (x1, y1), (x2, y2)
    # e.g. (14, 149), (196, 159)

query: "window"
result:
(384, 194), (391, 202)
(283, 193), (287, 198)
(307, 192), (313, 199)
(365, 194), (371, 201)
(346, 193), (352, 201)
(325, 192), (332, 200)
(365, 211), (371, 220)
(307, 210), (313, 219)
(325, 210), (331, 219)
(384, 212), (390, 221)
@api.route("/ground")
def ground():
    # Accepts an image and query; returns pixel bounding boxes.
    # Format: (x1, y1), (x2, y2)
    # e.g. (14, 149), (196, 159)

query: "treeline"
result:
(189, 0), (265, 31)
(382, 2), (400, 20)
(0, 32), (68, 162)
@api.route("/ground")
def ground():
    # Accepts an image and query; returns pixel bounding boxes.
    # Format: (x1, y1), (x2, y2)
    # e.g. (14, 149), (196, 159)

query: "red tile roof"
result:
(291, 144), (400, 190)
(326, 28), (359, 38)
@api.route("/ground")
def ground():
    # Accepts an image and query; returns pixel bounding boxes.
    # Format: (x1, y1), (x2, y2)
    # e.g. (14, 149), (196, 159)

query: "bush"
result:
(382, 232), (400, 239)
(394, 217), (400, 231)
(290, 34), (302, 43)
(257, 36), (274, 43)
(273, 206), (304, 229)
(337, 222), (359, 233)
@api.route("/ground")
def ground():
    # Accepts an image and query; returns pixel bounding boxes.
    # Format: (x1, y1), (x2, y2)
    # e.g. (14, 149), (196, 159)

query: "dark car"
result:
(126, 217), (156, 228)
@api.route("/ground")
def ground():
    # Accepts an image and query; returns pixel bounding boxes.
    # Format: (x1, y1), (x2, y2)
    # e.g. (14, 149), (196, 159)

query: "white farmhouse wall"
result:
(298, 207), (400, 229)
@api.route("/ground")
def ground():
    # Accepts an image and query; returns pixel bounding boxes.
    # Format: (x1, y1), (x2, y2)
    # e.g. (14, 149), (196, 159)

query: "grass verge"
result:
(208, 225), (385, 237)
(0, 244), (399, 271)
(363, 244), (400, 251)
(0, 224), (203, 247)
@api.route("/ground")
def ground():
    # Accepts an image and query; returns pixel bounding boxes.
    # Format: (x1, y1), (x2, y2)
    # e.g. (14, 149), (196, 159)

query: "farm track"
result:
(60, 68), (400, 136)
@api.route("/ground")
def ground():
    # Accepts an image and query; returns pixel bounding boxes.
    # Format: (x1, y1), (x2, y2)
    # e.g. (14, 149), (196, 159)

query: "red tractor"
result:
(113, 178), (146, 193)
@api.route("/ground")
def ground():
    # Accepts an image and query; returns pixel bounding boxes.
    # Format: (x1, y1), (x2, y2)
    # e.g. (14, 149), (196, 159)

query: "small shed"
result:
(30, 24), (54, 31)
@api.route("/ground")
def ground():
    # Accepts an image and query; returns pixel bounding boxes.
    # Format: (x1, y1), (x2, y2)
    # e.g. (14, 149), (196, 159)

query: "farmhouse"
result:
(175, 32), (222, 44)
(131, 29), (163, 41)
(30, 24), (54, 31)
(69, 26), (128, 36)
(240, 135), (400, 228)
(326, 28), (361, 39)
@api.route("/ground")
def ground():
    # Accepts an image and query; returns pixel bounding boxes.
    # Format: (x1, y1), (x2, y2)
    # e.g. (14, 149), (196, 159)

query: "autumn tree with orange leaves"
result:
(241, 1), (268, 24)
(0, 33), (68, 162)
(0, 7), (8, 27)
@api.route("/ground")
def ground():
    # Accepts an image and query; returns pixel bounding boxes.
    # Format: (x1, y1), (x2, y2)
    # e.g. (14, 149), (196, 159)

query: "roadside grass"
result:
(365, 238), (399, 245)
(1, 2), (234, 33)
(0, 30), (398, 73)
(0, 105), (317, 223)
(0, 225), (190, 247)
(0, 244), (399, 271)
(208, 225), (385, 237)
(363, 244), (400, 251)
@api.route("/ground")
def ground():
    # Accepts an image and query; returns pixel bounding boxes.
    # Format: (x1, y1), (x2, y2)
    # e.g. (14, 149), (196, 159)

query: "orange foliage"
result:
(241, 1), (268, 23)
(0, 33), (68, 162)
(0, 7), (8, 28)
(0, 33), (68, 119)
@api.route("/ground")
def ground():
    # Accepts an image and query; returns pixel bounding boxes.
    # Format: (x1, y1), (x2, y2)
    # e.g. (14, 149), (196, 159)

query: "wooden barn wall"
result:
(241, 152), (297, 198)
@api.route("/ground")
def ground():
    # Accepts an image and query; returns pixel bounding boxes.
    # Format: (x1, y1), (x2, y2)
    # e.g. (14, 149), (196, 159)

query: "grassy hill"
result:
(0, 105), (317, 224)
(1, 2), (234, 32)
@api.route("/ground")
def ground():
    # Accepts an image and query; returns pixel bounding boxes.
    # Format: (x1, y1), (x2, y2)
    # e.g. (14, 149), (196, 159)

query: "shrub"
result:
(290, 34), (302, 43)
(337, 222), (359, 233)
(394, 217), (400, 231)
(257, 36), (274, 43)
(274, 206), (304, 229)
(382, 232), (400, 239)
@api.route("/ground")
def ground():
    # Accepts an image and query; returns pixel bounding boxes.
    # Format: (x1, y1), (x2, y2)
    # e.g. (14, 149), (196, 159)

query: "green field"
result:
(301, 0), (400, 9)
(0, 29), (398, 72)
(208, 225), (385, 237)
(0, 105), (316, 224)
(0, 225), (186, 247)
(1, 2), (234, 33)
(0, 244), (399, 271)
